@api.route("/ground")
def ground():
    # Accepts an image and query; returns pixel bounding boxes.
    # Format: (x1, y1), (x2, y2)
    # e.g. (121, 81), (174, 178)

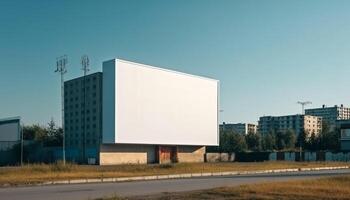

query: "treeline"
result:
(208, 123), (341, 153)
(22, 118), (63, 147)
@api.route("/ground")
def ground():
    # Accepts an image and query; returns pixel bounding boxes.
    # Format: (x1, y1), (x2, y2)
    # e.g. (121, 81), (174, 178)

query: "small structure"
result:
(0, 117), (21, 151)
(339, 120), (350, 151)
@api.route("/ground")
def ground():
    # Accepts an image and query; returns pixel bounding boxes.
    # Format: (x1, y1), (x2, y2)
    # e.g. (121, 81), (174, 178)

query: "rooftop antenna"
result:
(81, 55), (89, 163)
(81, 55), (90, 76)
(297, 101), (312, 115)
(55, 55), (68, 165)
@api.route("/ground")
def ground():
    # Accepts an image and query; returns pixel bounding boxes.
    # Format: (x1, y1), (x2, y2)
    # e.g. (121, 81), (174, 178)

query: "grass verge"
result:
(114, 175), (350, 200)
(0, 161), (348, 187)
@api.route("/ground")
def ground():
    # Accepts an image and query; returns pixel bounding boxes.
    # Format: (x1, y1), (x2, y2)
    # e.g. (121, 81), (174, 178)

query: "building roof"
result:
(64, 71), (102, 83)
(111, 58), (220, 83)
(0, 116), (21, 124)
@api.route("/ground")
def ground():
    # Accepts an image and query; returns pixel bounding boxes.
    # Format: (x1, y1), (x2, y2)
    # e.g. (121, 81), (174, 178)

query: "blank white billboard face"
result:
(0, 120), (20, 141)
(103, 59), (219, 146)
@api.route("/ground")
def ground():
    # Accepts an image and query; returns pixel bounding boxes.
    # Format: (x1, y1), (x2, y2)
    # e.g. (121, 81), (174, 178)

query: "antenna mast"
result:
(81, 55), (89, 163)
(55, 55), (68, 165)
(81, 55), (90, 76)
(297, 101), (312, 115)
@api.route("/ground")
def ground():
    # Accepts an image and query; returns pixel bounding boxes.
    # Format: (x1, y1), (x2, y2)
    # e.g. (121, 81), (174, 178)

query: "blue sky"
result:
(1, 0), (350, 125)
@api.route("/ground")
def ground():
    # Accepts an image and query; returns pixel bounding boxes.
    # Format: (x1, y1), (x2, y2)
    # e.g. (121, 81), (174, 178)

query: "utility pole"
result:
(20, 122), (23, 166)
(297, 101), (311, 162)
(297, 101), (312, 115)
(81, 55), (89, 164)
(219, 109), (224, 132)
(55, 55), (68, 165)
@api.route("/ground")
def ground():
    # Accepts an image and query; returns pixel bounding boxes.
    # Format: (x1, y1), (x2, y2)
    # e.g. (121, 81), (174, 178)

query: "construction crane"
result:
(297, 101), (312, 115)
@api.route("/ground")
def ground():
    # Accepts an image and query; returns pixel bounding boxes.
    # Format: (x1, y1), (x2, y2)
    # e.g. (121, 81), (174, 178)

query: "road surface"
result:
(1, 169), (349, 200)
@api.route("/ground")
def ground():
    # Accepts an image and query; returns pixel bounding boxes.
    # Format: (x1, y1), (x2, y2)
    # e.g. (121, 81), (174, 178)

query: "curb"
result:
(38, 165), (350, 186)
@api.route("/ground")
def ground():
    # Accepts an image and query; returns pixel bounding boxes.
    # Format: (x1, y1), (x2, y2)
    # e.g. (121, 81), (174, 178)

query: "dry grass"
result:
(127, 175), (350, 200)
(0, 161), (348, 187)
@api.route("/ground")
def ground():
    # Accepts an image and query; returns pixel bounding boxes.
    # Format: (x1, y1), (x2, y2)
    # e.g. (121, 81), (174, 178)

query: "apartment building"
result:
(220, 123), (257, 135)
(305, 105), (350, 128)
(258, 114), (322, 137)
(64, 72), (103, 163)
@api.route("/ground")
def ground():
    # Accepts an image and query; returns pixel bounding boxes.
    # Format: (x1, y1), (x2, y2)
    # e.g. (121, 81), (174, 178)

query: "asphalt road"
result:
(1, 169), (349, 200)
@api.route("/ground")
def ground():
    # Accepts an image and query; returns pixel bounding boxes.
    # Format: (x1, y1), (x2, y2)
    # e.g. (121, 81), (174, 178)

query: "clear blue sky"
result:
(1, 0), (350, 125)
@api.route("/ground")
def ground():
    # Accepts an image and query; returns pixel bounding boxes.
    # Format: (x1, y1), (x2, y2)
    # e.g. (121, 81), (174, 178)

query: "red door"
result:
(157, 146), (178, 164)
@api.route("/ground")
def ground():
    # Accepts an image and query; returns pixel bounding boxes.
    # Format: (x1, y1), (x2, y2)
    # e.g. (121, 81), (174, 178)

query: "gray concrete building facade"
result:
(64, 72), (103, 163)
(305, 105), (350, 129)
(220, 123), (257, 135)
(258, 114), (322, 137)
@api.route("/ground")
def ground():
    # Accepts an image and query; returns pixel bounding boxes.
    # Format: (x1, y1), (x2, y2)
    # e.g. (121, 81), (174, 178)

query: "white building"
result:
(100, 59), (219, 164)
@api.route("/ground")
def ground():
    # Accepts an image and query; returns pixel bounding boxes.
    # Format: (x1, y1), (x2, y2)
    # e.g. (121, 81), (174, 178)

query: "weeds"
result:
(0, 161), (348, 187)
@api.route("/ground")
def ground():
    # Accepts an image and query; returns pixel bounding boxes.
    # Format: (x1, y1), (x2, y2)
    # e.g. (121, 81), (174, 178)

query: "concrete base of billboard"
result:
(177, 146), (205, 163)
(99, 144), (205, 165)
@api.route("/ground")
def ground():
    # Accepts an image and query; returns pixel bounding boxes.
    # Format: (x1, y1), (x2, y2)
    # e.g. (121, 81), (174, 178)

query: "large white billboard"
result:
(103, 59), (219, 146)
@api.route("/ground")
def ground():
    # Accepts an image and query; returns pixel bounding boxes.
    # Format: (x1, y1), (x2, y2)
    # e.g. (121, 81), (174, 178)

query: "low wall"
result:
(177, 146), (205, 163)
(100, 144), (206, 165)
(205, 151), (350, 163)
(326, 152), (350, 161)
(99, 144), (156, 165)
(205, 153), (235, 162)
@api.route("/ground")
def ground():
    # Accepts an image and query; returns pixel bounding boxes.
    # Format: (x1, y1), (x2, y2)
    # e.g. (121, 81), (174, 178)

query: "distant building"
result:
(258, 114), (322, 137)
(220, 123), (257, 135)
(0, 117), (21, 151)
(64, 72), (103, 163)
(305, 105), (350, 129)
(338, 120), (350, 151)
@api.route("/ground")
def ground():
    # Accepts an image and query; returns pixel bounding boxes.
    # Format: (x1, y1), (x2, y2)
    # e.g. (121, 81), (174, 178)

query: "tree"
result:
(245, 132), (261, 151)
(276, 131), (286, 150)
(31, 124), (47, 142)
(305, 132), (319, 151)
(47, 118), (57, 137)
(296, 130), (307, 151)
(220, 130), (247, 153)
(317, 121), (340, 151)
(22, 118), (63, 147)
(284, 129), (296, 150)
(261, 131), (276, 151)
